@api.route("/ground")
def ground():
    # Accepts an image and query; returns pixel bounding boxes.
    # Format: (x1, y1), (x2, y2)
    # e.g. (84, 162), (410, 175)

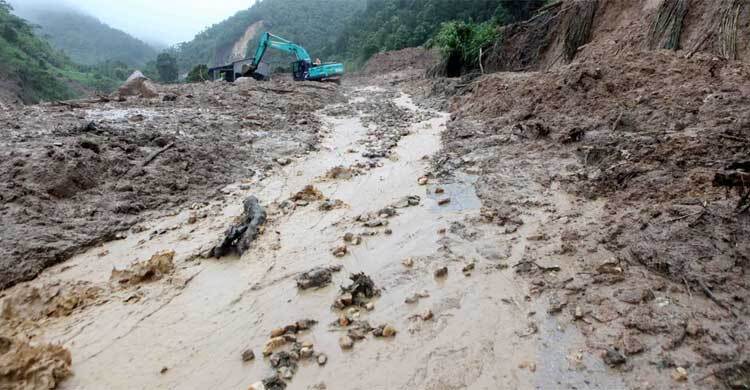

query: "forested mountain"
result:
(11, 2), (157, 66)
(176, 0), (548, 72)
(330, 0), (504, 66)
(0, 1), (132, 103)
(176, 0), (365, 72)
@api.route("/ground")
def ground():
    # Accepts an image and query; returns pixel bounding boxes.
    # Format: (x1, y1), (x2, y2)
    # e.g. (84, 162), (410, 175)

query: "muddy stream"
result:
(6, 86), (623, 389)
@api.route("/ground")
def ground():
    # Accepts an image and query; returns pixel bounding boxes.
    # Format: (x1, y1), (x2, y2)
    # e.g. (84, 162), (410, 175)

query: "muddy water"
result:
(8, 87), (620, 389)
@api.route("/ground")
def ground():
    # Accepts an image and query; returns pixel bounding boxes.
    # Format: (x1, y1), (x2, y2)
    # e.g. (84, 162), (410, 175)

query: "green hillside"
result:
(0, 2), (130, 103)
(175, 0), (365, 72)
(12, 3), (157, 66)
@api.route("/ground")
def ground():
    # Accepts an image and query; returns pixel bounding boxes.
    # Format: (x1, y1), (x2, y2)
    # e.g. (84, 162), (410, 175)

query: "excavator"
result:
(208, 32), (344, 82)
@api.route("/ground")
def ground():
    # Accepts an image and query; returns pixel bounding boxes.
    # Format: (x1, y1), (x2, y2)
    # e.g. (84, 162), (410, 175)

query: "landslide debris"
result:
(1, 281), (102, 324)
(407, 0), (750, 388)
(210, 196), (267, 258)
(0, 79), (340, 289)
(110, 250), (175, 286)
(296, 265), (342, 290)
(0, 336), (72, 390)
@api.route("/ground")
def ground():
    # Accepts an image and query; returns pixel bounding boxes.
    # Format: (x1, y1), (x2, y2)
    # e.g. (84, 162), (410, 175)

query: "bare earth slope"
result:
(416, 0), (750, 388)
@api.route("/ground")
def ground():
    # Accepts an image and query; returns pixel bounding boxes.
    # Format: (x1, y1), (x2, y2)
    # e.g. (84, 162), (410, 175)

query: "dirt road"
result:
(1, 84), (629, 390)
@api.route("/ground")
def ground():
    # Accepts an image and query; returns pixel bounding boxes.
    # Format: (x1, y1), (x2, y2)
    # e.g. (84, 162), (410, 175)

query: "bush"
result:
(432, 20), (497, 75)
(186, 64), (209, 82)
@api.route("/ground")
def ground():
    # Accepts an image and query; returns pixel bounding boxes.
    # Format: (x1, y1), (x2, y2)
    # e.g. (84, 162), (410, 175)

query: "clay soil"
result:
(0, 79), (341, 289)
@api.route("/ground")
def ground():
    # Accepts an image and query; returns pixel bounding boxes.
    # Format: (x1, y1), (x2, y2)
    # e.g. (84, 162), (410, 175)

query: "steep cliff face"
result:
(483, 0), (750, 72)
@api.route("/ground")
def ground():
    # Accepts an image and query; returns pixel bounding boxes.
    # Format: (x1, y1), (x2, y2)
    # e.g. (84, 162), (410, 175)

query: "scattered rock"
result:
(299, 347), (314, 358)
(437, 197), (451, 206)
(339, 335), (354, 350)
(276, 157), (292, 166)
(336, 273), (380, 308)
(602, 348), (626, 367)
(435, 187), (445, 194)
(434, 266), (448, 278)
(418, 176), (428, 185)
(462, 262), (475, 275)
(319, 199), (346, 211)
(296, 266), (341, 289)
(373, 324), (397, 338)
(402, 257), (414, 267)
(672, 366), (688, 382)
(291, 185), (324, 203)
(365, 302), (375, 311)
(317, 353), (328, 365)
(384, 228), (393, 235)
(160, 366), (169, 374)
(263, 337), (288, 356)
(242, 349), (255, 362)
(332, 245), (348, 257)
(420, 309), (434, 321)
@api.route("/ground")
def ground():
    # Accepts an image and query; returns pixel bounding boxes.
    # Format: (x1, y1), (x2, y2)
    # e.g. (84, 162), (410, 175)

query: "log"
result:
(140, 142), (175, 168)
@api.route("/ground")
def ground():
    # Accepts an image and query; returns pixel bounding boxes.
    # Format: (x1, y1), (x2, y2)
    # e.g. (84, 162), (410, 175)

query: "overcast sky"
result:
(12, 0), (257, 46)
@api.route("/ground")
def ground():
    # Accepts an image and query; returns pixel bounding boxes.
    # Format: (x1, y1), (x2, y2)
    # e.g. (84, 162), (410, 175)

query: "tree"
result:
(186, 64), (209, 83)
(156, 52), (178, 83)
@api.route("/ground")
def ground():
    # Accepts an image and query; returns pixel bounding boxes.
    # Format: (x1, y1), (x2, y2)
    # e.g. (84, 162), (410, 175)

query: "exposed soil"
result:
(0, 79), (341, 289)
(1, 1), (749, 389)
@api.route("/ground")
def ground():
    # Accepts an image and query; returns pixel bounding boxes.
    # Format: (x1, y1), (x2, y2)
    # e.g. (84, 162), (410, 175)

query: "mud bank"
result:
(0, 81), (629, 389)
(0, 80), (340, 289)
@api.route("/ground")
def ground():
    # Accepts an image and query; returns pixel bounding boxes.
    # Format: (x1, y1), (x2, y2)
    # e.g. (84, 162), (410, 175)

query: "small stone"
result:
(623, 334), (645, 355)
(160, 367), (168, 374)
(438, 198), (451, 206)
(302, 340), (314, 349)
(276, 157), (292, 166)
(317, 353), (328, 365)
(416, 290), (430, 298)
(279, 366), (294, 380)
(248, 382), (266, 390)
(381, 325), (397, 337)
(417, 177), (428, 185)
(672, 367), (688, 382)
(384, 228), (393, 235)
(686, 320), (701, 336)
(574, 306), (583, 320)
(187, 213), (198, 224)
(351, 235), (362, 245)
(365, 302), (375, 311)
(270, 328), (285, 337)
(338, 313), (351, 327)
(602, 348), (626, 366)
(332, 245), (348, 257)
(300, 347), (314, 358)
(435, 187), (445, 194)
(420, 309), (434, 321)
(242, 349), (256, 362)
(402, 258), (414, 267)
(405, 294), (419, 304)
(343, 232), (354, 242)
(335, 293), (353, 309)
(434, 266), (448, 278)
(462, 263), (475, 274)
(263, 336), (287, 356)
(339, 335), (354, 350)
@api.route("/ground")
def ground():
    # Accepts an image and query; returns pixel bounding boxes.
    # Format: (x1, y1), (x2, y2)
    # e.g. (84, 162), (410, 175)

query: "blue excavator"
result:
(208, 32), (344, 82)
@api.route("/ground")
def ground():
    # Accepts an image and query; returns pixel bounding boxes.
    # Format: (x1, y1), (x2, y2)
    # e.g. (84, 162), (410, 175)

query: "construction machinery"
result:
(208, 32), (344, 82)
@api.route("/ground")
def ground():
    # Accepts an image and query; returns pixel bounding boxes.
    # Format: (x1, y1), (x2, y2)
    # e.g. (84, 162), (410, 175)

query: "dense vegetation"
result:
(0, 1), (132, 103)
(12, 4), (157, 66)
(176, 0), (549, 73)
(335, 0), (550, 68)
(175, 0), (364, 72)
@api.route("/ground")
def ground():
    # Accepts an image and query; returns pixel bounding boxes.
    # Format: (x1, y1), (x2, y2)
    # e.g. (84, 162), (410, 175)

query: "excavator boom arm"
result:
(252, 32), (312, 68)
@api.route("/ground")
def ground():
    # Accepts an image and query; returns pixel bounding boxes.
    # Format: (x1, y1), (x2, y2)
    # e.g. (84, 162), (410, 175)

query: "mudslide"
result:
(2, 85), (621, 390)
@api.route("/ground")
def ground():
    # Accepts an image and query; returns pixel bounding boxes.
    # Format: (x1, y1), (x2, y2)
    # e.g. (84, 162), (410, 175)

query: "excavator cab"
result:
(291, 60), (310, 81)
